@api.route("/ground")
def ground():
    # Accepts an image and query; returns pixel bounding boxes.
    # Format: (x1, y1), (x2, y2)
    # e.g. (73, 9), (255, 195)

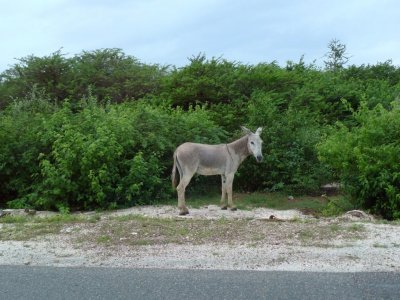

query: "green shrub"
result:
(237, 91), (331, 194)
(0, 91), (56, 205)
(0, 95), (225, 211)
(318, 101), (400, 219)
(322, 196), (355, 217)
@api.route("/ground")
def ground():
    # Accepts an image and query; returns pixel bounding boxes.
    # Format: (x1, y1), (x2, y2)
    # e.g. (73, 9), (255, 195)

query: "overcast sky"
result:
(1, 0), (399, 72)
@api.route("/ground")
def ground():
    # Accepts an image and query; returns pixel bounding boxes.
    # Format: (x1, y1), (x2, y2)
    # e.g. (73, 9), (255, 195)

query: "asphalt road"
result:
(0, 266), (399, 299)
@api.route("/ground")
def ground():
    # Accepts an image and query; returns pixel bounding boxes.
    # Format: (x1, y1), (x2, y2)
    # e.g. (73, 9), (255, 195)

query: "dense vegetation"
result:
(1, 45), (399, 218)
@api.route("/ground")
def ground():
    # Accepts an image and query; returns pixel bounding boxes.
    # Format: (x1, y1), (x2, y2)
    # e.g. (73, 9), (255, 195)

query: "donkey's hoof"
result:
(230, 207), (237, 211)
(221, 206), (228, 210)
(179, 210), (189, 216)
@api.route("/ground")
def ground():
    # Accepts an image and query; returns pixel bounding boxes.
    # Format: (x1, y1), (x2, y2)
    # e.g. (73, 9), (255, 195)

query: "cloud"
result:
(0, 0), (399, 70)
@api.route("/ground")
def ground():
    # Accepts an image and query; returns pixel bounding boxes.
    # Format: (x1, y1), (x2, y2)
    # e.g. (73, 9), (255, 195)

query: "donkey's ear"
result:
(255, 127), (263, 135)
(241, 126), (252, 135)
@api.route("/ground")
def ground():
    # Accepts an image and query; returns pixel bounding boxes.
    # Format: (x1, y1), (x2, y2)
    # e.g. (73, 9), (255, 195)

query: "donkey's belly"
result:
(196, 165), (223, 176)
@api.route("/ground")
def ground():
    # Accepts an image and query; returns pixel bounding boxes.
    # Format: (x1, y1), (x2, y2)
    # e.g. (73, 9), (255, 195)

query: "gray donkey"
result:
(172, 126), (263, 215)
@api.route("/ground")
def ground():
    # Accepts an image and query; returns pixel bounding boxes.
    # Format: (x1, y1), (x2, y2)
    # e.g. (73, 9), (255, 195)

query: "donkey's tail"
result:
(172, 151), (178, 189)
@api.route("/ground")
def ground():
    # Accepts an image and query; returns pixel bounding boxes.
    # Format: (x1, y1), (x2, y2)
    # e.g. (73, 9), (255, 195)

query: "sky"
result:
(1, 0), (399, 72)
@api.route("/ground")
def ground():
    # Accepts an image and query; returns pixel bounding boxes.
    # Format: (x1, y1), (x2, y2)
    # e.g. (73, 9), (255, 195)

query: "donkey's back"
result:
(174, 142), (229, 176)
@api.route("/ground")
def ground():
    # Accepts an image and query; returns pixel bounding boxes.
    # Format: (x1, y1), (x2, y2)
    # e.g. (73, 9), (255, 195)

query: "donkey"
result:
(172, 126), (263, 215)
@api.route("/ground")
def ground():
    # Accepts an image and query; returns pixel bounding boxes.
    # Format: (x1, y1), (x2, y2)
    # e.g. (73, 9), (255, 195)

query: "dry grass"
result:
(0, 209), (367, 248)
(0, 214), (99, 241)
(71, 215), (367, 249)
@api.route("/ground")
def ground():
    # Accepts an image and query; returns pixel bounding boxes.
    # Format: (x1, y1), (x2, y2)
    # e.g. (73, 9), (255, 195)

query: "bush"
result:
(161, 54), (243, 108)
(318, 101), (400, 219)
(0, 91), (56, 206)
(237, 91), (331, 193)
(321, 196), (355, 217)
(0, 96), (226, 211)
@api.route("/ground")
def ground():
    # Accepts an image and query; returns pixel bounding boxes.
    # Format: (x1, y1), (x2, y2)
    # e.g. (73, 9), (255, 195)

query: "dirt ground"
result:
(1, 205), (399, 272)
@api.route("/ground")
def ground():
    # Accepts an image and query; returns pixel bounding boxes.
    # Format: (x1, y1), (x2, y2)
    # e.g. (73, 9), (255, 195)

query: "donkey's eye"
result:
(250, 141), (255, 145)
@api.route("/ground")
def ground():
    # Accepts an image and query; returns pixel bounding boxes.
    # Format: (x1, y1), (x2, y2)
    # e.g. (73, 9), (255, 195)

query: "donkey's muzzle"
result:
(256, 155), (263, 163)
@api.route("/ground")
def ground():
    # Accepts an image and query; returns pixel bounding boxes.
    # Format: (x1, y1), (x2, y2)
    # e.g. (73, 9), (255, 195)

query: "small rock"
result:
(207, 205), (218, 211)
(61, 227), (73, 234)
(0, 210), (10, 218)
(321, 183), (341, 195)
(344, 210), (374, 221)
(24, 208), (37, 216)
(337, 210), (374, 221)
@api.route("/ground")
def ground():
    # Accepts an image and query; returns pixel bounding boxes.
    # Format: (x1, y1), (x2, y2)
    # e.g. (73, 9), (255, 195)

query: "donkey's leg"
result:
(220, 174), (228, 210)
(226, 174), (237, 211)
(177, 175), (192, 215)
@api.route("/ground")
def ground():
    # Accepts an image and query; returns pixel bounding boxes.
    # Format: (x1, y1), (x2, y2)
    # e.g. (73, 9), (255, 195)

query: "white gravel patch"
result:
(105, 205), (309, 220)
(1, 206), (399, 272)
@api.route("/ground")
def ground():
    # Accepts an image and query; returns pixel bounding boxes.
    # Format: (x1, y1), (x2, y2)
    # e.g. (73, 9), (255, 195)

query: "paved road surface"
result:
(0, 266), (399, 299)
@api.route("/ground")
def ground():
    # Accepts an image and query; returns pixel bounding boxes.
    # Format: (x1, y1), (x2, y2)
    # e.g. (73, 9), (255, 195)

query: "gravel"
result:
(1, 206), (399, 272)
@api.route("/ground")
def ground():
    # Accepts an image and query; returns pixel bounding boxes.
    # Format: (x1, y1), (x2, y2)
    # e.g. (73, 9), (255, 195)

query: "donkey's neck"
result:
(228, 135), (250, 163)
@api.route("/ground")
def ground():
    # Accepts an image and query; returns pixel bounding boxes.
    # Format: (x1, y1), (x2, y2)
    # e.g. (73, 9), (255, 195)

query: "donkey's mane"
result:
(228, 135), (250, 158)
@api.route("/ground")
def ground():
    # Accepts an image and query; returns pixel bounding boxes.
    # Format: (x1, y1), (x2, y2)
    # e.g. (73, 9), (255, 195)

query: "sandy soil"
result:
(1, 205), (399, 272)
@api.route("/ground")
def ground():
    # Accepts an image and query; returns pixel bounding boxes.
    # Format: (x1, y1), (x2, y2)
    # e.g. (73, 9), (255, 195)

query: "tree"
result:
(0, 50), (71, 108)
(0, 49), (167, 108)
(324, 39), (350, 71)
(69, 49), (166, 103)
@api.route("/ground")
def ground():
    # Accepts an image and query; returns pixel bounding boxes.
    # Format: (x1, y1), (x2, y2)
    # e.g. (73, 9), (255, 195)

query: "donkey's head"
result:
(241, 126), (263, 162)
